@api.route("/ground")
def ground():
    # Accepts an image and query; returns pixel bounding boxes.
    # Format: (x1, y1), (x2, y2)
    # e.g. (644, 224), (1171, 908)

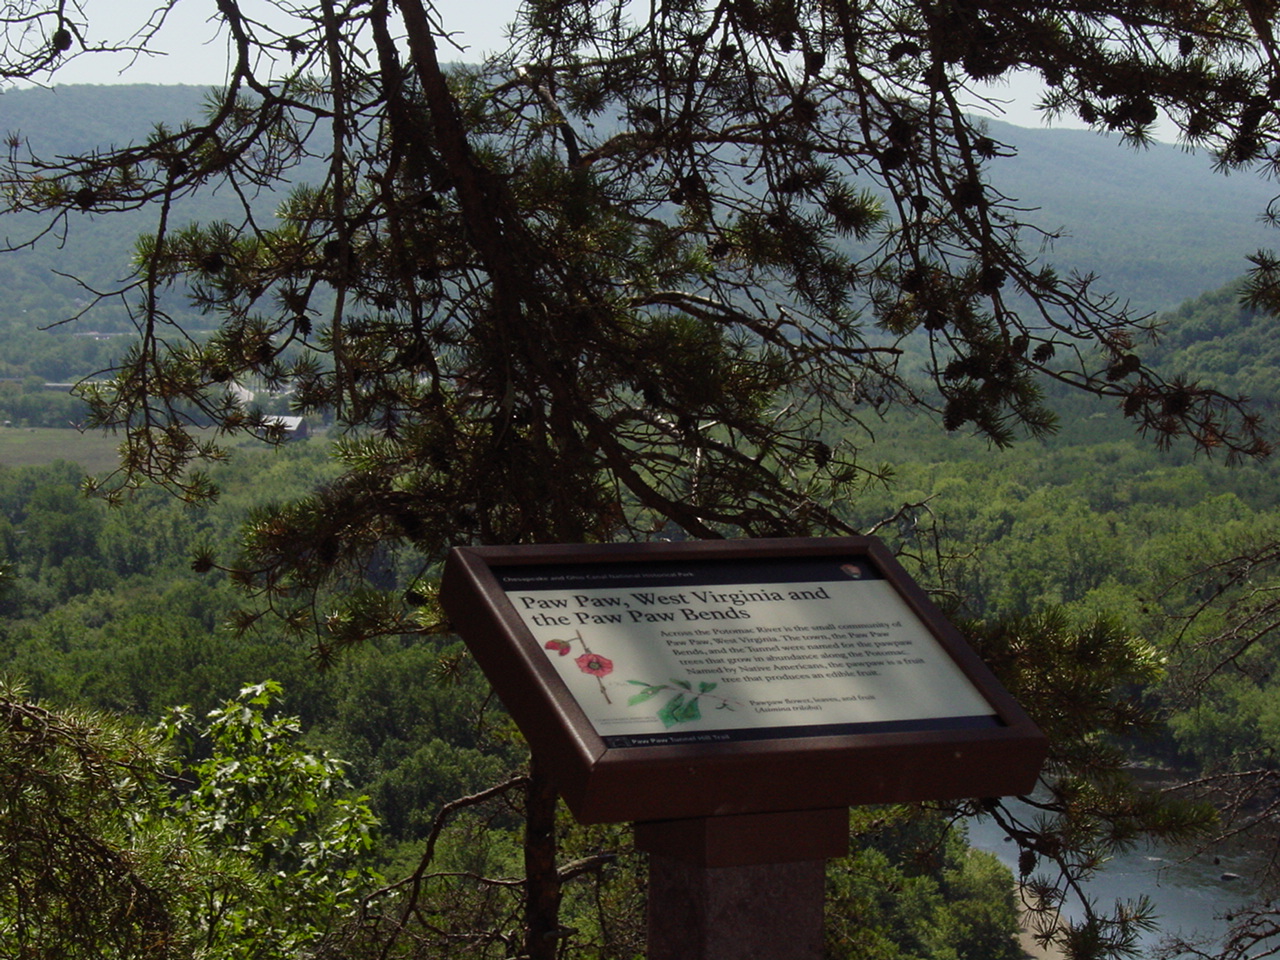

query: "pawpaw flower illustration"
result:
(575, 652), (614, 677)
(544, 639), (572, 656)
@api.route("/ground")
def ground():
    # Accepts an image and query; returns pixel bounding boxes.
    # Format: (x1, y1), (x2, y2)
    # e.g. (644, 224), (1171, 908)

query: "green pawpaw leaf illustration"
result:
(656, 693), (685, 728)
(627, 685), (666, 706)
(657, 692), (702, 727)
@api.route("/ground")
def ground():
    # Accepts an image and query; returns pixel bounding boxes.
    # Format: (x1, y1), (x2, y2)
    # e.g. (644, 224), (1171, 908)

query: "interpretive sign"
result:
(500, 555), (996, 746)
(441, 537), (1046, 824)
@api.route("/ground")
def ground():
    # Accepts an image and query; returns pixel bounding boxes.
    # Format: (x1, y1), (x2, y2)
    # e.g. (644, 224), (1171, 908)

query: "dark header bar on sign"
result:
(493, 556), (882, 592)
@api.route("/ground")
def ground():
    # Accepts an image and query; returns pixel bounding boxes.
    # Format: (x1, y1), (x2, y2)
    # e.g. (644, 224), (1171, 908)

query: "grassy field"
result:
(0, 426), (315, 474)
(0, 427), (124, 473)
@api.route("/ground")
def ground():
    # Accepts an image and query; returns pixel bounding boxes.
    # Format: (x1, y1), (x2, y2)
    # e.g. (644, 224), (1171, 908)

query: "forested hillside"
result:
(4, 378), (1279, 954)
(0, 437), (1044, 959)
(0, 86), (243, 335)
(981, 119), (1278, 314)
(1142, 280), (1280, 404)
(2, 84), (1275, 438)
(0, 85), (1274, 338)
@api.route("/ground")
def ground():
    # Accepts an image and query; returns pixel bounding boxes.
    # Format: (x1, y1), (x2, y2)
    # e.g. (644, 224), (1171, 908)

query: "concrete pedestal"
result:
(636, 809), (847, 960)
(646, 856), (826, 960)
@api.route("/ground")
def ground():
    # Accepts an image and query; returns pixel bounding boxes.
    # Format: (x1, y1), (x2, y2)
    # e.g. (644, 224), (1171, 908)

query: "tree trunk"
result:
(524, 757), (562, 960)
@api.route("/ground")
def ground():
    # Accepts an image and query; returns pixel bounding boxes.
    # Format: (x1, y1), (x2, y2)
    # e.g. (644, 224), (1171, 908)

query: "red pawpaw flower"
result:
(544, 639), (571, 656)
(575, 652), (614, 677)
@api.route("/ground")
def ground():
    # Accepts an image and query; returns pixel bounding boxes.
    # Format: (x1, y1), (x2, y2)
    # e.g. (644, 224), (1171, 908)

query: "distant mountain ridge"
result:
(979, 117), (1277, 315)
(0, 83), (212, 156)
(0, 83), (1275, 328)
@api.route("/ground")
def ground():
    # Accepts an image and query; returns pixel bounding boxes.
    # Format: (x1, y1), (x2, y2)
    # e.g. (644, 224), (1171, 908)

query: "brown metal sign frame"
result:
(441, 536), (1047, 824)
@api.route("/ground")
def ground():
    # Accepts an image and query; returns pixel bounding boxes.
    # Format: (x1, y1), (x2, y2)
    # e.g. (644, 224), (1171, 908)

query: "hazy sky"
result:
(39, 0), (1074, 132)
(41, 0), (520, 85)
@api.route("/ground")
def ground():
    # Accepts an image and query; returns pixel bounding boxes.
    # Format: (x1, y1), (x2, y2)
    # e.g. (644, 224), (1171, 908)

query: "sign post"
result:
(441, 537), (1047, 957)
(636, 808), (844, 959)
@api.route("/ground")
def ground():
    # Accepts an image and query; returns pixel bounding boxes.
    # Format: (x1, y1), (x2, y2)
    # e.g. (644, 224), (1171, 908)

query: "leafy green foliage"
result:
(308, 641), (524, 845)
(843, 423), (1280, 624)
(1143, 278), (1280, 404)
(0, 678), (180, 960)
(827, 807), (1023, 960)
(159, 681), (381, 960)
(0, 678), (381, 960)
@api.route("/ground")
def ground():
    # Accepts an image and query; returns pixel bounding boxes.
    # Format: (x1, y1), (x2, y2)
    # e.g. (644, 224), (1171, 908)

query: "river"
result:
(968, 813), (1266, 955)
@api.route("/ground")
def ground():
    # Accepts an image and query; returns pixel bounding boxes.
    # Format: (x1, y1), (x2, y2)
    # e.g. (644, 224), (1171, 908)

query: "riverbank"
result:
(1020, 916), (1064, 960)
(1017, 892), (1065, 960)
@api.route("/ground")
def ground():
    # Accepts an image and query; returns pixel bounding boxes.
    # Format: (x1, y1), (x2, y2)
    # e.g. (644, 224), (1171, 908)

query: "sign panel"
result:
(495, 557), (997, 748)
(441, 537), (1047, 824)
